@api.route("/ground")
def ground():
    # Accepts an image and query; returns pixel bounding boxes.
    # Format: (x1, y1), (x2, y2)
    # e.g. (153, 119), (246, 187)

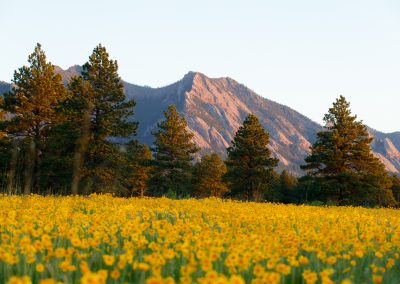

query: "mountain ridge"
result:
(122, 71), (400, 174)
(1, 66), (400, 174)
(125, 71), (321, 173)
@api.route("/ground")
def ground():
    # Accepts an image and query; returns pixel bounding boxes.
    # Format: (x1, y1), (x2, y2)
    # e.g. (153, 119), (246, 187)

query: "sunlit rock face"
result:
(124, 71), (323, 174)
(124, 72), (400, 174)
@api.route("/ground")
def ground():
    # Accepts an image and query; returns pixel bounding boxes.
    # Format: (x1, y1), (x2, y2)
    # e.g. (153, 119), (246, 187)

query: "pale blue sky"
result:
(1, 0), (399, 132)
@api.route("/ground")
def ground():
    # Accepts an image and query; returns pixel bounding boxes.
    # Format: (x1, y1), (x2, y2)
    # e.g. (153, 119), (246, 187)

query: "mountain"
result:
(2, 66), (400, 174)
(0, 65), (82, 93)
(54, 65), (83, 84)
(123, 72), (400, 174)
(0, 81), (11, 95)
(124, 72), (320, 173)
(369, 128), (400, 173)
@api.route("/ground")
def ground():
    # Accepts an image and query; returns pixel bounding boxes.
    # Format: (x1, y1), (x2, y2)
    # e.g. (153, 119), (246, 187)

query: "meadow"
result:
(0, 195), (399, 284)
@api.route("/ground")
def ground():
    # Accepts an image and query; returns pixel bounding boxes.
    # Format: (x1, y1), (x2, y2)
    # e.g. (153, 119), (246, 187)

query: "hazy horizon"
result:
(1, 0), (399, 132)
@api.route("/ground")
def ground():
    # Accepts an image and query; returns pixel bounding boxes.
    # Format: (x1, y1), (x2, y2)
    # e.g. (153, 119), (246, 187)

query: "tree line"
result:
(0, 44), (399, 207)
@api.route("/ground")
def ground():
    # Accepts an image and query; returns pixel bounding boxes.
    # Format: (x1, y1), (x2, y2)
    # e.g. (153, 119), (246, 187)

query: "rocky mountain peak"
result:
(122, 71), (400, 174)
(66, 65), (83, 73)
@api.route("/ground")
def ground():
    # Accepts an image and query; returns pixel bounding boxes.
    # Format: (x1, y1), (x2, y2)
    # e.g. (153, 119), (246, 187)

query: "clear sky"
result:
(1, 0), (399, 132)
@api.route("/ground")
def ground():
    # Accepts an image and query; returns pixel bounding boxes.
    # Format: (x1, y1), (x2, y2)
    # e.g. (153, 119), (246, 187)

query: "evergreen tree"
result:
(38, 121), (78, 194)
(123, 141), (152, 197)
(66, 77), (95, 195)
(192, 153), (228, 198)
(390, 175), (400, 204)
(0, 97), (5, 139)
(68, 44), (138, 192)
(0, 137), (12, 191)
(263, 170), (281, 202)
(149, 105), (199, 197)
(0, 97), (10, 189)
(276, 170), (298, 203)
(0, 43), (68, 194)
(226, 114), (278, 201)
(301, 96), (395, 206)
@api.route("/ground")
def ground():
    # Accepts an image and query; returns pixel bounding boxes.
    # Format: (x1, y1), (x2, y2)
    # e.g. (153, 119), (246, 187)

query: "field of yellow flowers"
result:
(0, 195), (400, 284)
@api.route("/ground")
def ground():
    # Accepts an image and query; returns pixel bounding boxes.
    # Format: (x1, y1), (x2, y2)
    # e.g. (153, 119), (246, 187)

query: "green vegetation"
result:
(192, 153), (228, 198)
(148, 105), (200, 197)
(299, 96), (396, 206)
(225, 114), (278, 201)
(0, 43), (398, 207)
(1, 43), (69, 194)
(123, 141), (153, 197)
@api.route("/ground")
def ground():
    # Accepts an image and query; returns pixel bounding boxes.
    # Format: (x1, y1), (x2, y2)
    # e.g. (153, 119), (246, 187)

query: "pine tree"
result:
(262, 170), (280, 201)
(0, 43), (68, 194)
(0, 134), (12, 192)
(66, 77), (95, 195)
(226, 114), (278, 201)
(192, 153), (228, 198)
(391, 175), (400, 203)
(277, 170), (298, 203)
(123, 141), (153, 197)
(0, 98), (8, 189)
(301, 96), (395, 206)
(68, 44), (138, 192)
(149, 105), (200, 197)
(38, 121), (78, 194)
(0, 97), (5, 139)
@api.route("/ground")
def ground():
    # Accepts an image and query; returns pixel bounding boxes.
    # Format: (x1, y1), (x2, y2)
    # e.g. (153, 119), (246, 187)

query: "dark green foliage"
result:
(262, 170), (281, 202)
(37, 121), (78, 194)
(192, 153), (228, 198)
(0, 98), (12, 190)
(390, 175), (400, 203)
(149, 105), (200, 197)
(81, 44), (137, 139)
(66, 44), (138, 193)
(300, 96), (396, 206)
(122, 141), (153, 197)
(297, 174), (395, 207)
(0, 97), (5, 139)
(0, 44), (139, 195)
(0, 137), (13, 190)
(0, 43), (69, 194)
(226, 114), (279, 201)
(265, 170), (298, 203)
(66, 78), (95, 195)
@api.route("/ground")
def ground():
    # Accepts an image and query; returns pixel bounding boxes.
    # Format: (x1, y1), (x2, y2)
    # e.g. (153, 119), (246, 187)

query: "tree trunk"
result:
(7, 141), (19, 195)
(32, 149), (40, 194)
(32, 124), (41, 194)
(23, 139), (36, 195)
(71, 101), (93, 195)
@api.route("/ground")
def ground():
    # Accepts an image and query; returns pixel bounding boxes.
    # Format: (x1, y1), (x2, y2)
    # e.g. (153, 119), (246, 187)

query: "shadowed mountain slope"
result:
(0, 81), (11, 95)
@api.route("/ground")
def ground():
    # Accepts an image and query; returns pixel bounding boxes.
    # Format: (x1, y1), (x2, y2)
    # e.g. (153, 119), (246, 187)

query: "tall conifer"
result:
(0, 43), (68, 194)
(149, 105), (199, 197)
(124, 141), (152, 197)
(301, 96), (395, 206)
(226, 114), (278, 201)
(192, 153), (228, 198)
(69, 44), (138, 191)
